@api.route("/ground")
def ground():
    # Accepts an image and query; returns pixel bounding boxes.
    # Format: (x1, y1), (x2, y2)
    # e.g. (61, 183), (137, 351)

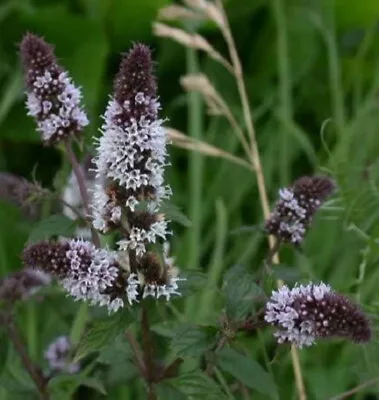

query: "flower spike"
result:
(20, 33), (89, 144)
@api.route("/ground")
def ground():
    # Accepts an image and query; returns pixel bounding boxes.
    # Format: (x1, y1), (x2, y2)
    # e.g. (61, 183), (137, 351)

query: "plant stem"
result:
(1, 313), (49, 399)
(64, 140), (100, 248)
(216, 1), (306, 398)
(214, 367), (236, 400)
(125, 307), (159, 400)
(329, 377), (379, 400)
(125, 330), (146, 378)
(141, 305), (157, 400)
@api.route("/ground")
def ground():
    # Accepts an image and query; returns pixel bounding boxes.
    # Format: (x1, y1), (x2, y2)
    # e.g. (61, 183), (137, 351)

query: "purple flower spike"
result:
(91, 43), (171, 243)
(265, 283), (371, 348)
(20, 33), (89, 145)
(265, 175), (336, 245)
(23, 238), (139, 313)
(0, 268), (50, 303)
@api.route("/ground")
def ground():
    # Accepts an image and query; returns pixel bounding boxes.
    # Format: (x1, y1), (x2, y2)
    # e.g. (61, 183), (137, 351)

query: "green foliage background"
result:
(1, 0), (379, 398)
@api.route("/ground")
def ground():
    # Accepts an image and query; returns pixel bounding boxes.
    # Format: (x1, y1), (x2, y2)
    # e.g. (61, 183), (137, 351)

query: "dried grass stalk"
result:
(183, 0), (224, 28)
(180, 73), (250, 155)
(153, 22), (233, 74)
(167, 127), (252, 171)
(158, 5), (203, 21)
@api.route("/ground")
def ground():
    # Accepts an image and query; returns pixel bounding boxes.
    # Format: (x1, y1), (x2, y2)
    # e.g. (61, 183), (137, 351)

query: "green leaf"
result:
(271, 264), (302, 284)
(216, 347), (278, 399)
(160, 202), (192, 227)
(74, 311), (136, 362)
(70, 302), (89, 346)
(48, 375), (82, 397)
(97, 335), (132, 365)
(161, 371), (227, 399)
(156, 382), (187, 400)
(0, 361), (36, 397)
(223, 265), (265, 321)
(48, 374), (107, 397)
(151, 320), (183, 338)
(98, 335), (138, 385)
(177, 270), (208, 297)
(98, 336), (138, 385)
(28, 214), (76, 243)
(171, 324), (218, 357)
(80, 377), (107, 395)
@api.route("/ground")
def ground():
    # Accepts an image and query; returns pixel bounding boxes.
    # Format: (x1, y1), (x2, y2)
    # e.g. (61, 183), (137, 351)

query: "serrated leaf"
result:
(164, 371), (227, 399)
(97, 335), (132, 365)
(98, 335), (138, 385)
(80, 377), (107, 395)
(223, 264), (265, 321)
(216, 347), (278, 399)
(74, 312), (136, 362)
(177, 270), (208, 297)
(28, 214), (76, 243)
(171, 324), (218, 357)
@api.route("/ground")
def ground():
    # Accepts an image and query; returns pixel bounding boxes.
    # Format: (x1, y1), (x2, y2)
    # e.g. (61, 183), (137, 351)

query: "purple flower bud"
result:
(20, 33), (89, 145)
(0, 172), (45, 220)
(0, 268), (51, 303)
(44, 336), (79, 374)
(265, 175), (336, 245)
(114, 43), (158, 121)
(265, 283), (371, 348)
(91, 43), (171, 239)
(23, 238), (139, 313)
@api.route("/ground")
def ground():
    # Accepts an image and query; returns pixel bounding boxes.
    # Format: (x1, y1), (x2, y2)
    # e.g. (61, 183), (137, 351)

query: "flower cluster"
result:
(265, 283), (371, 348)
(90, 44), (180, 301)
(23, 238), (139, 313)
(91, 43), (170, 241)
(265, 176), (335, 244)
(20, 34), (88, 144)
(18, 39), (182, 310)
(44, 336), (79, 374)
(0, 268), (50, 303)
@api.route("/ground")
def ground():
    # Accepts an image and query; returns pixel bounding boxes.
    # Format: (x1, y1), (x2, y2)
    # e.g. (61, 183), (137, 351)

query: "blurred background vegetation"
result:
(2, 0), (379, 398)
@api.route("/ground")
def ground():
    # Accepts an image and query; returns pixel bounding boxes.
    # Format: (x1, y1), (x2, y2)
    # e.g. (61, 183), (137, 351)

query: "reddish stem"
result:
(1, 314), (49, 399)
